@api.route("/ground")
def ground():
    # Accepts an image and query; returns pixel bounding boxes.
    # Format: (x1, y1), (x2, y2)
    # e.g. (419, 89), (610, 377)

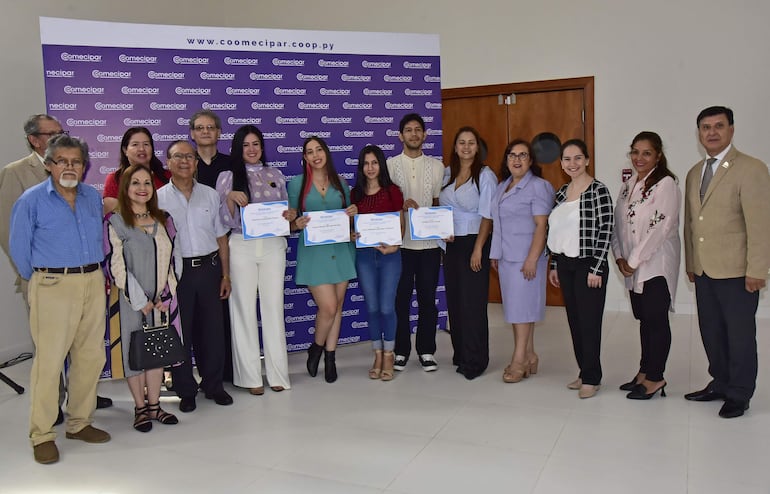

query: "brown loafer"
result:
(65, 425), (111, 443)
(249, 387), (265, 395)
(33, 441), (59, 464)
(270, 386), (285, 392)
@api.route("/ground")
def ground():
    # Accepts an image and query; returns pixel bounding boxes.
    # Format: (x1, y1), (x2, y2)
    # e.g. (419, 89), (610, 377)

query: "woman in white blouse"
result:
(611, 131), (680, 400)
(547, 139), (614, 399)
(439, 127), (498, 380)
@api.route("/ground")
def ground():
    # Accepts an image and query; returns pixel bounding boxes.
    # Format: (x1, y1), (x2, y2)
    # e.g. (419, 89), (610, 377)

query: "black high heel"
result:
(307, 342), (324, 377)
(626, 382), (667, 400)
(619, 374), (641, 391)
(324, 349), (337, 383)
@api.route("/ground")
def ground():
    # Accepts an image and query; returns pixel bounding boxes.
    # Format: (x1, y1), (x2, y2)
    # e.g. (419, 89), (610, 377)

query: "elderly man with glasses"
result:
(10, 134), (111, 464)
(0, 115), (112, 428)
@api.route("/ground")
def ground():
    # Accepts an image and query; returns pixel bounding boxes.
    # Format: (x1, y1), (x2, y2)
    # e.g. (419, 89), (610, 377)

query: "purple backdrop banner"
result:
(40, 17), (446, 376)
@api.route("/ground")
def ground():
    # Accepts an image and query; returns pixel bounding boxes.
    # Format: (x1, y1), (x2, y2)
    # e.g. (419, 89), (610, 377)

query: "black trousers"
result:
(556, 255), (607, 385)
(629, 276), (671, 382)
(694, 274), (758, 402)
(171, 253), (226, 398)
(395, 248), (441, 358)
(444, 235), (490, 376)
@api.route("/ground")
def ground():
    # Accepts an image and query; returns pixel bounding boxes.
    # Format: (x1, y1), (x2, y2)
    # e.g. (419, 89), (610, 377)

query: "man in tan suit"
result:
(683, 106), (770, 418)
(0, 114), (63, 290)
(0, 114), (112, 421)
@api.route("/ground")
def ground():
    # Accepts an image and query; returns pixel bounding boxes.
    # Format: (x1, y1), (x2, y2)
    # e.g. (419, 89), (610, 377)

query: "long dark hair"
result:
(117, 164), (166, 227)
(118, 127), (168, 185)
(444, 126), (484, 190)
(631, 131), (676, 191)
(352, 145), (393, 202)
(500, 139), (542, 180)
(297, 137), (346, 214)
(229, 125), (267, 200)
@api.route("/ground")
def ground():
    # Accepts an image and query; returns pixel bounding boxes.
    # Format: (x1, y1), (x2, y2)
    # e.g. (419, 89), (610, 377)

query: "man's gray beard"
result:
(59, 177), (79, 188)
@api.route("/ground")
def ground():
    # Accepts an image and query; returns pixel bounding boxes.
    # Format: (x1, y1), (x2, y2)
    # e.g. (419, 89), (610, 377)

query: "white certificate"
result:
(303, 209), (351, 246)
(241, 201), (290, 239)
(354, 212), (402, 248)
(408, 206), (454, 240)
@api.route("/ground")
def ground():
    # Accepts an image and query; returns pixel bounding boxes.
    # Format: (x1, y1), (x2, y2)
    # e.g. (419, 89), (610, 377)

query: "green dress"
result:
(287, 176), (356, 286)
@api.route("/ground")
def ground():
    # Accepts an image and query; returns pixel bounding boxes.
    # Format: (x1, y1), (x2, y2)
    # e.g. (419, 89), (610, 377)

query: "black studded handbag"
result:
(128, 312), (185, 371)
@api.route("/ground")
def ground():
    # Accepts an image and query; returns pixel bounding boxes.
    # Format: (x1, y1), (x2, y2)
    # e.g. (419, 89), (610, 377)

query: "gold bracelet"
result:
(222, 275), (230, 281)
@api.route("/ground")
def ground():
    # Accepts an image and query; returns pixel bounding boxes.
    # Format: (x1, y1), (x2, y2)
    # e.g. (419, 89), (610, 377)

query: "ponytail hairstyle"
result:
(630, 131), (677, 191)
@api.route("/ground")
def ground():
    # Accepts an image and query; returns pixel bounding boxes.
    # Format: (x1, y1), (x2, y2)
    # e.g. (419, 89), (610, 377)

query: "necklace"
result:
(134, 211), (150, 219)
(314, 176), (329, 192)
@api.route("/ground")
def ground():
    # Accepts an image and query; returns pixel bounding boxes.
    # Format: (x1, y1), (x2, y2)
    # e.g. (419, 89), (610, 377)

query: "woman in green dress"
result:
(288, 137), (357, 383)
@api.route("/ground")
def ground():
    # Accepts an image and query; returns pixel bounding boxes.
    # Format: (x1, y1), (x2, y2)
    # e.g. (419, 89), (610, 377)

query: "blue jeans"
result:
(355, 248), (402, 351)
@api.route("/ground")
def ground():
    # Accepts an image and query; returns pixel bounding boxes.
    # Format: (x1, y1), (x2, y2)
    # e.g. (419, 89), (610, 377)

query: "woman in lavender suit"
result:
(490, 139), (554, 383)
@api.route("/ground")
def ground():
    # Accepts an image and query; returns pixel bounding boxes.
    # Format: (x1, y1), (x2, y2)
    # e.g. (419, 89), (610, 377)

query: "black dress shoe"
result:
(54, 408), (64, 426)
(684, 388), (726, 402)
(179, 397), (197, 413)
(96, 396), (113, 409)
(205, 389), (234, 406)
(719, 399), (749, 418)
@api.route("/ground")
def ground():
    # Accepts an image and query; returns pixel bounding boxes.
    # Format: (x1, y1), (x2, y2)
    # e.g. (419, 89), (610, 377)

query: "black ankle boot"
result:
(324, 350), (337, 383)
(307, 342), (324, 377)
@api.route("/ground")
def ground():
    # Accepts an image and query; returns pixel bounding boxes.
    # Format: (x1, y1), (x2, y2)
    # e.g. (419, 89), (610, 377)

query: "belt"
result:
(182, 251), (218, 268)
(34, 263), (100, 274)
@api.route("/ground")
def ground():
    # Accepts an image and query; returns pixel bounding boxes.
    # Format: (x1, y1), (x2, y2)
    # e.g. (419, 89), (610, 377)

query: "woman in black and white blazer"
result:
(547, 139), (613, 399)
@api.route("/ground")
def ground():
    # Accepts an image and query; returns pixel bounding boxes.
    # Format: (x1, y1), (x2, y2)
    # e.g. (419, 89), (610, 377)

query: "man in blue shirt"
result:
(10, 134), (110, 464)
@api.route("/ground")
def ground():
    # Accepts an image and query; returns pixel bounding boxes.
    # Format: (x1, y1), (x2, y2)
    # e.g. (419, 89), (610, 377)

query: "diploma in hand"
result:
(354, 212), (402, 248)
(303, 209), (351, 246)
(241, 201), (290, 239)
(408, 206), (454, 240)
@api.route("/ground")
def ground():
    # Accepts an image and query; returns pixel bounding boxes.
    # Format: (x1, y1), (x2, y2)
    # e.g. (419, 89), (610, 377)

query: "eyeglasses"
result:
(507, 152), (529, 161)
(34, 130), (68, 138)
(193, 125), (218, 132)
(170, 153), (197, 162)
(628, 150), (656, 159)
(48, 158), (83, 168)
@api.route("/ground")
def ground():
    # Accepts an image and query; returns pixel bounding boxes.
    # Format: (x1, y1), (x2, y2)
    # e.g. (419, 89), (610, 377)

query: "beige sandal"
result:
(381, 351), (395, 381)
(369, 350), (383, 379)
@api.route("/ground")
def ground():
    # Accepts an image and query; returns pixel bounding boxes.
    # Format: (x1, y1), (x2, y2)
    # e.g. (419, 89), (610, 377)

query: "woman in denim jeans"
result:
(351, 145), (404, 381)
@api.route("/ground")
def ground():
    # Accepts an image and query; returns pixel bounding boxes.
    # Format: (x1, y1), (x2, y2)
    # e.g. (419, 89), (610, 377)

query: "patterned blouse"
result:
(215, 163), (288, 235)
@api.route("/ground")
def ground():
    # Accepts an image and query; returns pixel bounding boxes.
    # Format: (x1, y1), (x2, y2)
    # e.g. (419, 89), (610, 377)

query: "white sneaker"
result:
(418, 354), (438, 372)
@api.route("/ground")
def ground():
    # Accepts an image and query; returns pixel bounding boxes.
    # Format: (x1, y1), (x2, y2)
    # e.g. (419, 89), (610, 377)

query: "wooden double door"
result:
(441, 76), (595, 306)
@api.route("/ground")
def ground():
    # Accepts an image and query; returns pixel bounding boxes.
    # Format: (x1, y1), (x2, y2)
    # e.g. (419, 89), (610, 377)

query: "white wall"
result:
(2, 0), (768, 360)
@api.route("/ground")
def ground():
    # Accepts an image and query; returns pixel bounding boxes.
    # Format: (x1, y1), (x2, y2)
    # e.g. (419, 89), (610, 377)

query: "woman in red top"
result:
(351, 145), (404, 381)
(103, 127), (171, 214)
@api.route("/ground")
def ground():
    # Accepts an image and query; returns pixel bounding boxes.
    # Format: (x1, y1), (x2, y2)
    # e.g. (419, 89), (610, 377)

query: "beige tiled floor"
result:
(1, 304), (768, 493)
